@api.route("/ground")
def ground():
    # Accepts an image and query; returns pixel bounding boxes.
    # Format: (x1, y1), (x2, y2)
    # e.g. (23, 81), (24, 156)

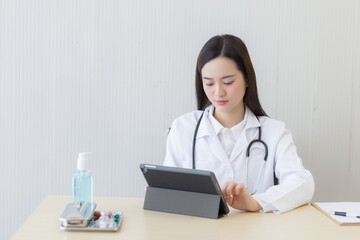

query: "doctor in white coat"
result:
(164, 34), (315, 213)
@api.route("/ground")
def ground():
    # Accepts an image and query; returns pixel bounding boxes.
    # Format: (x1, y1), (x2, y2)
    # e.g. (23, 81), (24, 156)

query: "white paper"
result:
(314, 202), (360, 224)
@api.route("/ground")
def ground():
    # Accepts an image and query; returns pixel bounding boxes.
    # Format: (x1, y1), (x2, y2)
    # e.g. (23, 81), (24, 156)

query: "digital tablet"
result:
(139, 164), (229, 216)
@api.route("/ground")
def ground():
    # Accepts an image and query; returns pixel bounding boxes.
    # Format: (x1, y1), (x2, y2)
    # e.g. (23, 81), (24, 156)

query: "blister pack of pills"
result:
(59, 203), (123, 231)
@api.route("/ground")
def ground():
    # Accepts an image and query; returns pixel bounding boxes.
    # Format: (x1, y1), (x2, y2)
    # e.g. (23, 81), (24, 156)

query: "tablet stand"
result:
(143, 187), (224, 219)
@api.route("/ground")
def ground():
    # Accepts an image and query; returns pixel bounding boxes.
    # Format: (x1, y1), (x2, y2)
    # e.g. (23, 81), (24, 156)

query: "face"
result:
(201, 57), (246, 119)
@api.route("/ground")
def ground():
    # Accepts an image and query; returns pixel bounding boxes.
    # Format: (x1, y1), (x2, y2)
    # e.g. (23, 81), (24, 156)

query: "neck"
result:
(213, 105), (245, 128)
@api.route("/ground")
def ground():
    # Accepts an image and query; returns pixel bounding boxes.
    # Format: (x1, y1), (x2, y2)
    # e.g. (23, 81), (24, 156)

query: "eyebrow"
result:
(202, 75), (235, 80)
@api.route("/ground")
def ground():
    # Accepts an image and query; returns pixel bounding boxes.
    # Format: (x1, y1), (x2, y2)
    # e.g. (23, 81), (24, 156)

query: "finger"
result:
(234, 183), (244, 195)
(222, 181), (230, 193)
(223, 189), (234, 205)
(227, 195), (234, 205)
(225, 182), (237, 197)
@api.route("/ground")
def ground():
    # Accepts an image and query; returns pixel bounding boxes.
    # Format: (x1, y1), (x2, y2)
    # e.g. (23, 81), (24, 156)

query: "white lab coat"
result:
(164, 105), (315, 213)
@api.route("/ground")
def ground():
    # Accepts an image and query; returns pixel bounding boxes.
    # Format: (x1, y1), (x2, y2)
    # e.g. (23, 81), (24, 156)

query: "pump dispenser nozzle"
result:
(77, 152), (91, 171)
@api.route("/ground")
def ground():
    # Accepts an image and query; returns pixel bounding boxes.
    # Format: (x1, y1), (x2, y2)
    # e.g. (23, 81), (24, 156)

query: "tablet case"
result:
(140, 164), (229, 219)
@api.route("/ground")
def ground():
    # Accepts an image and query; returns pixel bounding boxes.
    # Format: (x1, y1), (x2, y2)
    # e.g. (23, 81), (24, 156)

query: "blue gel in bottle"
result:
(72, 152), (93, 209)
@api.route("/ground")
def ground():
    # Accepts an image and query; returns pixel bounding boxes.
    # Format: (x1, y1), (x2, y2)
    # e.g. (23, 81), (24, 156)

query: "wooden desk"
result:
(11, 196), (360, 240)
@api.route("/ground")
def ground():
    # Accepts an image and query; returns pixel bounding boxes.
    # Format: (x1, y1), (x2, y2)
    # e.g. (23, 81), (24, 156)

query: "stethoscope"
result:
(192, 111), (275, 194)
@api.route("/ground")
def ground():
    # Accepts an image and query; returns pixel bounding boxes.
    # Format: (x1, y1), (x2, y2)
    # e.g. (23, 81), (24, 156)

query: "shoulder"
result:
(257, 116), (289, 139)
(171, 110), (204, 129)
(258, 116), (285, 129)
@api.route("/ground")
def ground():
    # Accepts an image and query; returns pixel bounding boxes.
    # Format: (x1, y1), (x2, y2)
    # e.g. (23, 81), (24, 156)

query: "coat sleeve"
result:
(163, 111), (202, 168)
(252, 125), (315, 213)
(163, 118), (183, 168)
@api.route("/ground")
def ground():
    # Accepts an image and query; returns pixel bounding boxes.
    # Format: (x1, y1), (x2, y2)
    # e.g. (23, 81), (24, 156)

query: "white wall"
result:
(1, 0), (359, 239)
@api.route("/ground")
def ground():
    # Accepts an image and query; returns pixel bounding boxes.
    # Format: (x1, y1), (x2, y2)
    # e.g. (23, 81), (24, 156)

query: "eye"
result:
(224, 81), (234, 85)
(203, 79), (214, 86)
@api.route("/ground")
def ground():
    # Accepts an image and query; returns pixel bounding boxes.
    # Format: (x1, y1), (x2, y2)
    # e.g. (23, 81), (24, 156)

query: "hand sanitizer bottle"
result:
(72, 152), (93, 209)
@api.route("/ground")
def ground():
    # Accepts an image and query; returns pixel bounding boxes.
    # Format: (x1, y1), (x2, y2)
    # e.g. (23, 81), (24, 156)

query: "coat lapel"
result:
(195, 107), (229, 162)
(208, 130), (229, 162)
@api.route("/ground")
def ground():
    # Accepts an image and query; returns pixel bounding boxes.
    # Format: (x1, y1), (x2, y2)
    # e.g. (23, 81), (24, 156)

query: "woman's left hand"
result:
(222, 181), (262, 212)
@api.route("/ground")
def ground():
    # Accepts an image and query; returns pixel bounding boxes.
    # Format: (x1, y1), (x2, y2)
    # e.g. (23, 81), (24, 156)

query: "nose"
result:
(214, 83), (225, 97)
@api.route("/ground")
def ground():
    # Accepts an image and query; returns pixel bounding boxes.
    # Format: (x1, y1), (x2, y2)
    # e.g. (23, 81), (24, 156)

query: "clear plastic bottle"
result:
(72, 152), (93, 209)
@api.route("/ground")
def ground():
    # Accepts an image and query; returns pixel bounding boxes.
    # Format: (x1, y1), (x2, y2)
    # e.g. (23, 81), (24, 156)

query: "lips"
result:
(215, 100), (228, 106)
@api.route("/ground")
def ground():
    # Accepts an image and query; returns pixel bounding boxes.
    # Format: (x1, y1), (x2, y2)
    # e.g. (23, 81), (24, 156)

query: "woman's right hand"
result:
(222, 181), (262, 212)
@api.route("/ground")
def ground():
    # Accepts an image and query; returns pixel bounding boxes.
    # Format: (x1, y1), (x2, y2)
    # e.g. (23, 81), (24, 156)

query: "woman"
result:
(164, 34), (315, 213)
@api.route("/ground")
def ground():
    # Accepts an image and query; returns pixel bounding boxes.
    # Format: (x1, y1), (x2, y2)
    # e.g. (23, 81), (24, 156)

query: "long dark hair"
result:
(195, 34), (267, 117)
